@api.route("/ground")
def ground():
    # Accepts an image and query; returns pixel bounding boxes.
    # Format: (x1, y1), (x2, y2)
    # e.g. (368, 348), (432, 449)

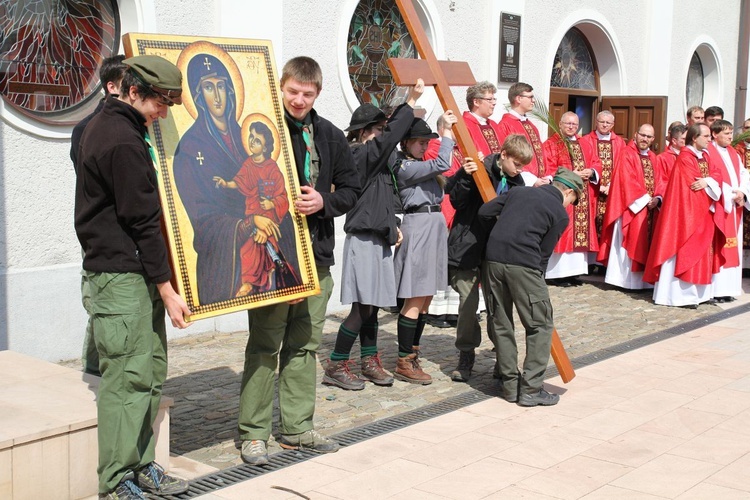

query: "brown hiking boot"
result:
(394, 353), (432, 385)
(323, 360), (365, 390)
(360, 353), (394, 386)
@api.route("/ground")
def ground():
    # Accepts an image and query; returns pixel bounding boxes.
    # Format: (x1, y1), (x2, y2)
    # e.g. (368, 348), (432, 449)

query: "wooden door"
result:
(600, 96), (668, 151)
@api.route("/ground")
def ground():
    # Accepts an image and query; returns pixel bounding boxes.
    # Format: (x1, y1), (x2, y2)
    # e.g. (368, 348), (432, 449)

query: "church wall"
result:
(668, 2), (741, 127)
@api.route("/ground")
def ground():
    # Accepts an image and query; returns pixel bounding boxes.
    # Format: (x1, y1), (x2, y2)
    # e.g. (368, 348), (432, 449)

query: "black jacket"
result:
(286, 108), (360, 266)
(479, 184), (569, 272)
(446, 154), (524, 269)
(74, 96), (171, 283)
(344, 103), (414, 244)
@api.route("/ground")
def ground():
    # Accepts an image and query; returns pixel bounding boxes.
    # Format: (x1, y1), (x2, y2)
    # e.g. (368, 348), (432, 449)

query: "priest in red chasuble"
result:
(707, 119), (749, 302)
(462, 80), (503, 158)
(734, 118), (750, 269)
(655, 123), (687, 196)
(644, 123), (725, 308)
(542, 111), (602, 284)
(496, 82), (549, 186)
(580, 110), (627, 239)
(597, 124), (659, 290)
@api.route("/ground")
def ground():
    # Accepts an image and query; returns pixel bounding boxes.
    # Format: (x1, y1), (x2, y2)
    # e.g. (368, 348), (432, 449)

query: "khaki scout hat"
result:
(123, 55), (183, 105)
(553, 167), (584, 205)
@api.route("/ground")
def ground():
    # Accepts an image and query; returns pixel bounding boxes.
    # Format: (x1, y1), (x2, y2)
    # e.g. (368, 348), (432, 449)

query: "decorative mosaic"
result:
(0, 0), (118, 116)
(550, 28), (596, 90)
(347, 0), (416, 108)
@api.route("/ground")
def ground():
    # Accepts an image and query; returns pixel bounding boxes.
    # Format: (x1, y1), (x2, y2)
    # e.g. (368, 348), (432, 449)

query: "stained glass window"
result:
(686, 52), (704, 107)
(347, 0), (416, 108)
(0, 0), (119, 120)
(550, 28), (596, 90)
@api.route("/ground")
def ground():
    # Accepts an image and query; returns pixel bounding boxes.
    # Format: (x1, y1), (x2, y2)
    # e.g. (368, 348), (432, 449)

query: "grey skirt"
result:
(340, 232), (397, 308)
(394, 212), (448, 298)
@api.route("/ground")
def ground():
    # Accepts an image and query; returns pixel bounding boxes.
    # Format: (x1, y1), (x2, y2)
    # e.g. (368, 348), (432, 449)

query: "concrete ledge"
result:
(0, 351), (173, 499)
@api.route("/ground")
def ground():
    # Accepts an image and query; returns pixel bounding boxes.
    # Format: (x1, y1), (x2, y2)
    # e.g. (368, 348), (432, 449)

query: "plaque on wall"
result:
(498, 13), (521, 84)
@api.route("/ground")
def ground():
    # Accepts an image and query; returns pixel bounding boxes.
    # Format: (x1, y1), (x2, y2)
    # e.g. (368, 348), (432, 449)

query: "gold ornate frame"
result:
(123, 33), (319, 321)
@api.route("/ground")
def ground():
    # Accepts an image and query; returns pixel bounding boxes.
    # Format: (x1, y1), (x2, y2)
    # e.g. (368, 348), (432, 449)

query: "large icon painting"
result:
(123, 33), (319, 321)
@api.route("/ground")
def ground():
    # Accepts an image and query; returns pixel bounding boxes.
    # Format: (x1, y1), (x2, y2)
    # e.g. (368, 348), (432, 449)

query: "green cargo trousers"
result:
(238, 267), (333, 441)
(88, 272), (167, 494)
(483, 262), (554, 399)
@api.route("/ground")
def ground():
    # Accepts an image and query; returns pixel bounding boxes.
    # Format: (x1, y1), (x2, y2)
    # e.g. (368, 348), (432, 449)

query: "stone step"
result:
(0, 351), (173, 499)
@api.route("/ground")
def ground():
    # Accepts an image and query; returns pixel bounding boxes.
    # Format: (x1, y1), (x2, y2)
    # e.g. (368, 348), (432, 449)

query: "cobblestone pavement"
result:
(61, 274), (745, 470)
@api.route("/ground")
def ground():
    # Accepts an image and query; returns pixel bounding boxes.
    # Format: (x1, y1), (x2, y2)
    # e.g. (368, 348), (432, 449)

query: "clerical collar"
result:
(670, 146), (680, 155)
(712, 140), (727, 151)
(470, 111), (488, 126)
(566, 135), (578, 142)
(509, 109), (527, 122)
(595, 131), (611, 140)
(639, 148), (649, 156)
(686, 145), (704, 158)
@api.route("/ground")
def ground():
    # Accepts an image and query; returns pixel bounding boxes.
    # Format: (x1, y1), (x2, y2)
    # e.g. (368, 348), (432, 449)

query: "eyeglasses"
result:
(561, 122), (578, 126)
(477, 97), (497, 102)
(155, 94), (175, 107)
(519, 94), (535, 100)
(637, 132), (654, 139)
(596, 120), (614, 126)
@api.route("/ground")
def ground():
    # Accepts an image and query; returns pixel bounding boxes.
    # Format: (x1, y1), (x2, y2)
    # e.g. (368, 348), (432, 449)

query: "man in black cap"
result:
(479, 167), (582, 407)
(75, 54), (191, 499)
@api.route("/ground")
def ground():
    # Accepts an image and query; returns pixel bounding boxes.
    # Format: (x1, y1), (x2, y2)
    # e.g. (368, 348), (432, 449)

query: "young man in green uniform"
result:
(75, 55), (192, 499)
(237, 56), (360, 464)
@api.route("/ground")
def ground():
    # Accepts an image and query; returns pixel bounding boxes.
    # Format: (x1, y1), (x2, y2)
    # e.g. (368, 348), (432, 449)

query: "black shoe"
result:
(681, 304), (699, 310)
(451, 350), (475, 382)
(446, 314), (458, 327)
(567, 276), (583, 286)
(547, 278), (572, 287)
(518, 388), (560, 407)
(714, 296), (736, 303)
(425, 314), (452, 328)
(492, 361), (500, 379)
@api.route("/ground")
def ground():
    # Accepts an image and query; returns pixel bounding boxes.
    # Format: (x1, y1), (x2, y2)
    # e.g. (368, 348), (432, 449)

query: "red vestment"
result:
(654, 148), (679, 197)
(643, 148), (725, 285)
(597, 142), (657, 270)
(706, 143), (742, 268)
(542, 134), (602, 252)
(580, 131), (627, 236)
(735, 142), (750, 249)
(233, 156), (289, 291)
(462, 111), (503, 157)
(496, 113), (546, 178)
(425, 138), (463, 228)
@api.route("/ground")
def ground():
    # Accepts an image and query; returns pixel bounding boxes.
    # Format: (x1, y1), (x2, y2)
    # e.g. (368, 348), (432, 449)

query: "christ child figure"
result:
(214, 121), (289, 296)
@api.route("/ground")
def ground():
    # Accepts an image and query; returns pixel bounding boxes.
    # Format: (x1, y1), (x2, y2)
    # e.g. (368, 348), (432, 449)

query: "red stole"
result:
(707, 143), (741, 268)
(737, 143), (750, 249)
(462, 111), (502, 157)
(597, 142), (657, 270)
(522, 121), (546, 176)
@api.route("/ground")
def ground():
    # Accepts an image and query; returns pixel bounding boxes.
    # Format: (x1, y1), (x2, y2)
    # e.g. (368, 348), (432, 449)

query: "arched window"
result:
(686, 52), (704, 107)
(347, 0), (416, 108)
(550, 28), (597, 90)
(548, 28), (599, 134)
(0, 0), (119, 125)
